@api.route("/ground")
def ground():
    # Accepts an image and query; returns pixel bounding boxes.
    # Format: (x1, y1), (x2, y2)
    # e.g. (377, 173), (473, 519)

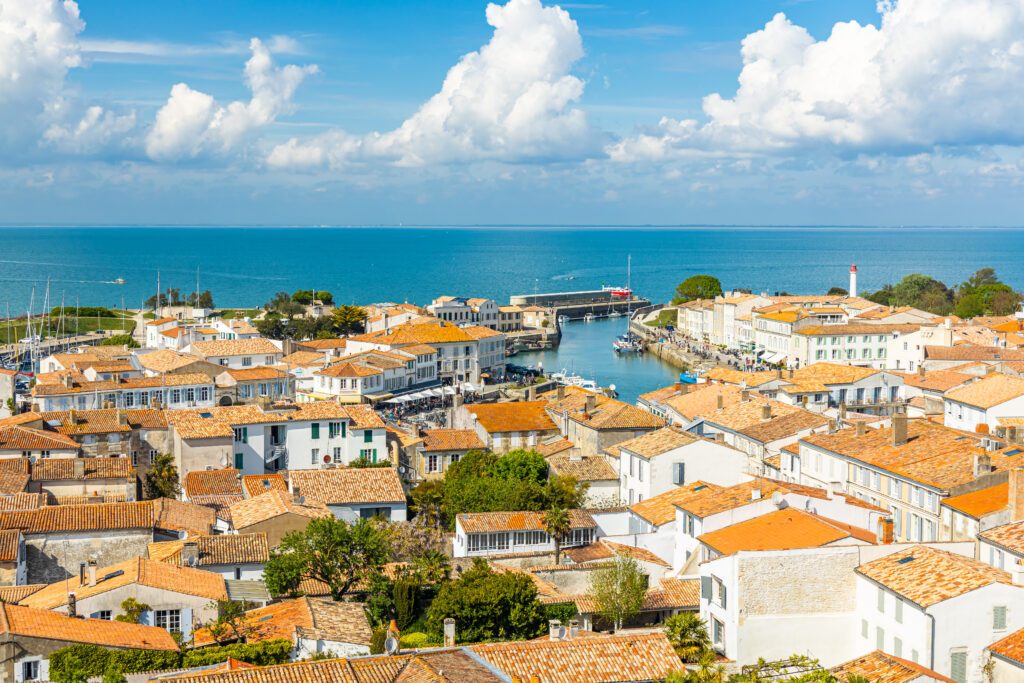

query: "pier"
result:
(509, 288), (651, 322)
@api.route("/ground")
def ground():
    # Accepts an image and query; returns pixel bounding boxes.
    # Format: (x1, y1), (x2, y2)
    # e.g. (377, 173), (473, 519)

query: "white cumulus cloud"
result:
(610, 0), (1024, 161)
(146, 38), (317, 161)
(268, 0), (593, 169)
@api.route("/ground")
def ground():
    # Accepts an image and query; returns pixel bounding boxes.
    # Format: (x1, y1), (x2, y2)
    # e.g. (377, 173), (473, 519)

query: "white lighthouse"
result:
(849, 263), (858, 298)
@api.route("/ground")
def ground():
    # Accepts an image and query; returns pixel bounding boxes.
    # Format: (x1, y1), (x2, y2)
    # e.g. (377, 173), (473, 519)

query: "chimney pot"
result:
(585, 394), (597, 413)
(974, 453), (993, 478)
(751, 488), (762, 501)
(548, 619), (563, 641)
(181, 541), (199, 567)
(68, 592), (77, 618)
(73, 459), (85, 479)
(443, 618), (456, 647)
(891, 413), (908, 447)
(741, 390), (750, 403)
(917, 365), (926, 378)
(856, 421), (866, 437)
(568, 619), (580, 639)
(87, 560), (97, 587)
(716, 394), (724, 410)
(556, 385), (565, 401)
(877, 517), (895, 545)
(1012, 559), (1024, 587)
(760, 404), (771, 421)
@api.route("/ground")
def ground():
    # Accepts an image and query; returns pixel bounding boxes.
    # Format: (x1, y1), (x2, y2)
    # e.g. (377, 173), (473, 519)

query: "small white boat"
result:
(112, 278), (126, 285)
(558, 315), (569, 324)
(584, 313), (595, 323)
(614, 334), (644, 354)
(608, 311), (622, 318)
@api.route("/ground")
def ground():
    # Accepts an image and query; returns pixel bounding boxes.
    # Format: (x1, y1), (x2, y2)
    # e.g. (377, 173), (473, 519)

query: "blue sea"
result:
(2, 226), (1022, 402)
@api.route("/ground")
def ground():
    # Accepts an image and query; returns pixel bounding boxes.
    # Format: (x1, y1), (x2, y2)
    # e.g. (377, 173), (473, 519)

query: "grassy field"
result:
(218, 309), (262, 320)
(645, 309), (678, 328)
(0, 314), (135, 342)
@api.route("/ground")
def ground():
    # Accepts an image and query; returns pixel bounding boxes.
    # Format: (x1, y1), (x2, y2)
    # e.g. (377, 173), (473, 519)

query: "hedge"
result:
(182, 639), (292, 667)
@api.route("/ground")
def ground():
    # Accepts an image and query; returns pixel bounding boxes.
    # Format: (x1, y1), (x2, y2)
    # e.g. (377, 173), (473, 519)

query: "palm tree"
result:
(542, 506), (571, 564)
(414, 549), (451, 585)
(664, 612), (712, 663)
(687, 651), (727, 683)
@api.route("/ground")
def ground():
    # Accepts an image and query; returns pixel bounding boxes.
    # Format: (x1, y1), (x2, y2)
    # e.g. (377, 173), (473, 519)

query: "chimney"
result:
(118, 410), (128, 426)
(568, 619), (580, 639)
(973, 453), (993, 478)
(776, 368), (783, 380)
(69, 408), (78, 425)
(443, 618), (456, 647)
(917, 365), (926, 378)
(79, 562), (87, 584)
(856, 421), (866, 437)
(1010, 468), (1024, 523)
(716, 394), (724, 410)
(741, 390), (750, 403)
(760, 404), (771, 422)
(556, 385), (565, 401)
(62, 373), (74, 388)
(788, 367), (794, 379)
(548, 619), (563, 641)
(877, 517), (894, 545)
(829, 418), (839, 433)
(679, 385), (689, 395)
(891, 413), (908, 447)
(751, 488), (762, 501)
(453, 393), (464, 409)
(1009, 427), (1019, 445)
(839, 403), (847, 420)
(68, 592), (77, 618)
(585, 394), (597, 414)
(1013, 559), (1024, 587)
(527, 386), (536, 402)
(181, 541), (199, 567)
(87, 560), (97, 587)
(73, 460), (85, 479)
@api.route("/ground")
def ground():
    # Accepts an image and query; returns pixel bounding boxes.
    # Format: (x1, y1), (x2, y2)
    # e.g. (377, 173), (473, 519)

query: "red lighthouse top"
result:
(850, 263), (858, 273)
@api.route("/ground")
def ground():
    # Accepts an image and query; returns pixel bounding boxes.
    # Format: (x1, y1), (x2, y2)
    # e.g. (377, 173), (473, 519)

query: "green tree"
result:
(425, 559), (545, 643)
(542, 506), (571, 565)
(826, 287), (848, 296)
(665, 612), (712, 663)
(889, 273), (953, 314)
(412, 549), (451, 585)
(673, 275), (723, 305)
(588, 555), (647, 631)
(102, 668), (127, 683)
(393, 577), (418, 631)
(544, 474), (588, 510)
(291, 290), (334, 305)
(255, 317), (289, 340)
(264, 517), (391, 600)
(187, 290), (215, 308)
(143, 453), (180, 499)
(202, 600), (254, 644)
(410, 480), (445, 528)
(264, 291), (305, 318)
(101, 334), (139, 348)
(332, 305), (368, 335)
(363, 570), (394, 626)
(114, 598), (151, 624)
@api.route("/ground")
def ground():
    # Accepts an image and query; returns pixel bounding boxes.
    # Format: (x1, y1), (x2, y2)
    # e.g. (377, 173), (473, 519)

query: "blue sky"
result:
(2, 0), (1022, 226)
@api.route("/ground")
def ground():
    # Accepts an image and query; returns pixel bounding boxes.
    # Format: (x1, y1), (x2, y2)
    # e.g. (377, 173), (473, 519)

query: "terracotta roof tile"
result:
(153, 498), (217, 536)
(896, 370), (974, 393)
(629, 481), (723, 526)
(241, 473), (288, 498)
(544, 387), (665, 430)
(831, 650), (956, 683)
(458, 509), (595, 533)
(31, 457), (133, 481)
(224, 367), (289, 381)
(148, 533), (270, 566)
(698, 508), (873, 555)
(857, 545), (1014, 608)
(979, 521), (1024, 556)
(280, 350), (326, 367)
(945, 372), (1024, 409)
(419, 429), (484, 452)
(0, 529), (20, 562)
(663, 384), (744, 421)
(989, 628), (1024, 668)
(0, 500), (154, 533)
(136, 350), (211, 373)
(464, 401), (557, 434)
(942, 483), (1007, 519)
(190, 339), (281, 358)
(615, 426), (699, 459)
(192, 596), (371, 648)
(700, 397), (829, 444)
(185, 468), (243, 497)
(925, 346), (1024, 362)
(0, 585), (43, 603)
(546, 451), (617, 481)
(535, 438), (574, 457)
(21, 556), (228, 609)
(0, 426), (80, 451)
(230, 490), (331, 530)
(188, 494), (244, 523)
(0, 603), (179, 650)
(289, 467), (406, 505)
(155, 657), (407, 683)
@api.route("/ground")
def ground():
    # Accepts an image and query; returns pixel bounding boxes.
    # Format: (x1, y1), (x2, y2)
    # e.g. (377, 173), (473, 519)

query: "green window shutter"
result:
(341, 422), (346, 438)
(311, 423), (320, 439)
(950, 651), (967, 683)
(994, 605), (1008, 630)
(234, 453), (244, 469)
(364, 429), (373, 443)
(241, 427), (248, 443)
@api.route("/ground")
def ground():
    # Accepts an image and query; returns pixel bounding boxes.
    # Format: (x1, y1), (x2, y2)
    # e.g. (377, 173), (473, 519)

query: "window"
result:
(877, 587), (885, 613)
(125, 392), (135, 407)
(234, 452), (244, 469)
(895, 598), (903, 623)
(673, 462), (685, 485)
(311, 448), (320, 465)
(94, 610), (112, 620)
(242, 356), (253, 367)
(860, 619), (868, 639)
(994, 605), (1008, 631)
(22, 661), (40, 681)
(427, 455), (440, 473)
(333, 447), (341, 460)
(364, 429), (373, 443)
(360, 448), (378, 462)
(712, 617), (724, 648)
(186, 387), (195, 402)
(131, 450), (138, 466)
(875, 626), (884, 649)
(234, 567), (242, 580)
(40, 450), (50, 459)
(950, 651), (967, 683)
(258, 383), (268, 396)
(894, 637), (902, 657)
(467, 532), (510, 552)
(148, 449), (156, 464)
(171, 389), (181, 403)
(328, 422), (341, 438)
(311, 423), (320, 439)
(265, 355), (275, 365)
(155, 609), (181, 633)
(200, 386), (209, 401)
(233, 427), (248, 443)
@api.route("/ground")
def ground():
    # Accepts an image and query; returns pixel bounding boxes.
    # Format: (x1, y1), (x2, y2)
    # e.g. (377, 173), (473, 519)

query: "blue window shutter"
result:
(700, 576), (712, 600)
(180, 607), (193, 640)
(673, 462), (685, 485)
(721, 584), (727, 609)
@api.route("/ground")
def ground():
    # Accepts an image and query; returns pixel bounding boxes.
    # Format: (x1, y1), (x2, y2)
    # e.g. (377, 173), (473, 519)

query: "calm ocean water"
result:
(2, 226), (1022, 402)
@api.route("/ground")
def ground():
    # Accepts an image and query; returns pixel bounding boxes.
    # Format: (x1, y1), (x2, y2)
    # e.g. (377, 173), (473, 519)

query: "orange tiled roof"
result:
(21, 556), (229, 609)
(470, 631), (680, 683)
(280, 350), (326, 367)
(192, 596), (371, 648)
(0, 500), (154, 534)
(857, 545), (1014, 608)
(700, 397), (829, 444)
(224, 367), (289, 381)
(148, 533), (270, 566)
(942, 482), (1007, 519)
(420, 429), (485, 452)
(702, 368), (777, 387)
(896, 370), (974, 393)
(989, 628), (1024, 668)
(350, 320), (500, 346)
(629, 481), (723, 527)
(0, 603), (179, 650)
(979, 521), (1024, 556)
(697, 508), (874, 555)
(241, 473), (288, 498)
(299, 338), (348, 350)
(289, 467), (406, 505)
(662, 384), (743, 421)
(573, 578), (700, 613)
(615, 426), (699, 459)
(184, 468), (243, 497)
(0, 529), (20, 562)
(925, 346), (1024, 362)
(464, 401), (557, 434)
(153, 498), (217, 536)
(0, 426), (79, 451)
(535, 438), (574, 457)
(31, 457), (133, 481)
(544, 387), (665, 431)
(945, 372), (1024, 409)
(230, 489), (331, 530)
(670, 477), (846, 519)
(0, 585), (43, 603)
(458, 509), (595, 533)
(546, 451), (617, 482)
(136, 350), (211, 373)
(190, 339), (281, 358)
(831, 650), (957, 683)
(0, 413), (43, 427)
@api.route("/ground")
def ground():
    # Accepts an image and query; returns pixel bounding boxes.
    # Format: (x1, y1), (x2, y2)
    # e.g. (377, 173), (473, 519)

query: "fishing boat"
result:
(602, 285), (632, 298)
(679, 371), (699, 384)
(612, 255), (644, 354)
(550, 370), (599, 391)
(113, 277), (126, 285)
(583, 313), (595, 322)
(557, 315), (569, 324)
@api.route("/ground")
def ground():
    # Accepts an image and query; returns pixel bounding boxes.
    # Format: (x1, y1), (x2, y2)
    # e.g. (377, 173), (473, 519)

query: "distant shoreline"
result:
(1, 224), (1024, 231)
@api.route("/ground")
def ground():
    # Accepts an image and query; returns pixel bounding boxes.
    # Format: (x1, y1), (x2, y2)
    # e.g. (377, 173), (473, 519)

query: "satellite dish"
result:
(384, 636), (400, 655)
(397, 465), (407, 475)
(609, 384), (616, 392)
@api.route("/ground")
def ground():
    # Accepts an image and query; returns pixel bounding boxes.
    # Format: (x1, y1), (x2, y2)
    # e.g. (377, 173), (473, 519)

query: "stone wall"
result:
(25, 529), (153, 584)
(737, 547), (859, 618)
